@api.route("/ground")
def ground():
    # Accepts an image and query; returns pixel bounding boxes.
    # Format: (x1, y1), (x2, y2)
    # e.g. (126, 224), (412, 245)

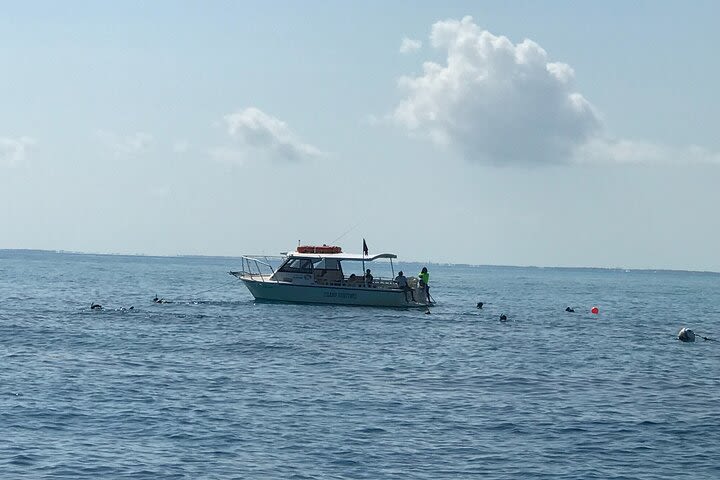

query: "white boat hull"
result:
(240, 277), (431, 308)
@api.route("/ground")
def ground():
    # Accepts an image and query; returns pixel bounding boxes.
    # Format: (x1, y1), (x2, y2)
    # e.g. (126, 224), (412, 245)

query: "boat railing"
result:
(372, 278), (401, 289)
(231, 260), (415, 290)
(230, 255), (278, 282)
(314, 276), (402, 290)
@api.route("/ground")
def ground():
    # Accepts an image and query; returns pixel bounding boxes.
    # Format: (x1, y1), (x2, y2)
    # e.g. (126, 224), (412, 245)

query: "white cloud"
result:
(391, 16), (720, 167)
(96, 130), (154, 156)
(0, 136), (35, 167)
(399, 37), (422, 54)
(391, 16), (602, 165)
(220, 107), (323, 163)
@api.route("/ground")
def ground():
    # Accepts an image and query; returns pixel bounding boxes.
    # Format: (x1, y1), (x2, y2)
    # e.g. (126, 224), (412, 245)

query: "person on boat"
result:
(419, 267), (430, 302)
(395, 271), (415, 302)
(364, 269), (374, 286)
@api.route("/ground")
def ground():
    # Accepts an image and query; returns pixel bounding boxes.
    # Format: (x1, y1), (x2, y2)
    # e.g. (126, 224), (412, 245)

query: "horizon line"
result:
(2, 248), (718, 276)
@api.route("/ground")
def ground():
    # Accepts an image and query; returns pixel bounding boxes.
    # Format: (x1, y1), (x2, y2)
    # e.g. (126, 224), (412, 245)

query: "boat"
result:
(230, 245), (434, 307)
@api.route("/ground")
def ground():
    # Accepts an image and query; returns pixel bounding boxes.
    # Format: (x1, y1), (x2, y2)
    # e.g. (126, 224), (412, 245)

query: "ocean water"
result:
(1, 250), (719, 479)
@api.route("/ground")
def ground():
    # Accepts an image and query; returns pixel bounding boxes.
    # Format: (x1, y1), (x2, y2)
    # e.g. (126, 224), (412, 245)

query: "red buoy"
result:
(591, 306), (599, 314)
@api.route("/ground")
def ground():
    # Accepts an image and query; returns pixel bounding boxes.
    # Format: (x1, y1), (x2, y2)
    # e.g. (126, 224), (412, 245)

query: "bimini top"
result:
(286, 251), (397, 261)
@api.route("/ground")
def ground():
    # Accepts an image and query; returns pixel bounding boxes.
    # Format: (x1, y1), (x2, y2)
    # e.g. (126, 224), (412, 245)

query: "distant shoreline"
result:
(1, 248), (718, 276)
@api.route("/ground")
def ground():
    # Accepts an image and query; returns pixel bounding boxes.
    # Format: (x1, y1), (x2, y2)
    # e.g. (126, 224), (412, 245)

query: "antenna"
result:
(331, 220), (363, 245)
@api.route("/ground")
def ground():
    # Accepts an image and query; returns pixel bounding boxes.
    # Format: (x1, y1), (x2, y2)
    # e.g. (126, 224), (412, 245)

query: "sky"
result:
(1, 1), (719, 271)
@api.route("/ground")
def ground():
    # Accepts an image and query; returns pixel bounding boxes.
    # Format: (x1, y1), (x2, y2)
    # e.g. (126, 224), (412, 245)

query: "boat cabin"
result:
(270, 251), (398, 288)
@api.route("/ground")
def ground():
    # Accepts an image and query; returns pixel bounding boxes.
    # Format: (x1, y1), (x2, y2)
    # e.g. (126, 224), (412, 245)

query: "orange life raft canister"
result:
(297, 245), (342, 254)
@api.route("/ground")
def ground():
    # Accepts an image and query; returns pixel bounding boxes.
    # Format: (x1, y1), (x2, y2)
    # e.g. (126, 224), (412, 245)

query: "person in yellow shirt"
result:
(419, 267), (430, 303)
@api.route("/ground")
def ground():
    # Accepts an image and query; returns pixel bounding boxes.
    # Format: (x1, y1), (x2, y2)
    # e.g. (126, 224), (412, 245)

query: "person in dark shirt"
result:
(395, 271), (415, 302)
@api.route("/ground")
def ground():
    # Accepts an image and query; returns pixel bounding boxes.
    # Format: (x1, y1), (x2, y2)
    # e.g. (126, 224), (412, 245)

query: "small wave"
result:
(355, 426), (387, 434)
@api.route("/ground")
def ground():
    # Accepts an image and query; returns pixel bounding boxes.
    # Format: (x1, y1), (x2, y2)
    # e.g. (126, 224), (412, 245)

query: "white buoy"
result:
(678, 327), (696, 342)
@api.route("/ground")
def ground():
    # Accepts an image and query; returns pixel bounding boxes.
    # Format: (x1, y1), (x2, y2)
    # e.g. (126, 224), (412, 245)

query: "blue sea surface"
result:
(1, 250), (719, 479)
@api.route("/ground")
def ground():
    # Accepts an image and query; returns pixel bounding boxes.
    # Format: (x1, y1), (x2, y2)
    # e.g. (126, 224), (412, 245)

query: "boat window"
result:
(312, 258), (341, 270)
(278, 258), (314, 274)
(341, 260), (366, 278)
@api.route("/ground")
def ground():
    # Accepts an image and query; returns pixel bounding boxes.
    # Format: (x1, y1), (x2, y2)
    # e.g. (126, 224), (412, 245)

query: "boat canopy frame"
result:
(284, 252), (397, 261)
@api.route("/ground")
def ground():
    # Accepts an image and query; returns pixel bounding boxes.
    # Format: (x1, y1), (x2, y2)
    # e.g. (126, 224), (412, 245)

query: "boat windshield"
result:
(277, 258), (314, 274)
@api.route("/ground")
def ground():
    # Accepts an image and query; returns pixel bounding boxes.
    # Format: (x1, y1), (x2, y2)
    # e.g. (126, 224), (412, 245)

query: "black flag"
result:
(363, 239), (368, 256)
